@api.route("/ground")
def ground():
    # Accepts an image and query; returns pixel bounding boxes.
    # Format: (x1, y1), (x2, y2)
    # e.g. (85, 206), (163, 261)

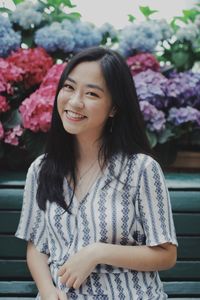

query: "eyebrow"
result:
(66, 76), (105, 93)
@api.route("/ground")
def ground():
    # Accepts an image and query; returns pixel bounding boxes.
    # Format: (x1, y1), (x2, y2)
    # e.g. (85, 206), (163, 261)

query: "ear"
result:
(109, 106), (117, 117)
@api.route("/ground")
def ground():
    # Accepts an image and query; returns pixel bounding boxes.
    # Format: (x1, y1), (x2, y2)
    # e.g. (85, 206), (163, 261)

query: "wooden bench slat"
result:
(1, 235), (200, 260)
(0, 190), (23, 210)
(170, 191), (200, 212)
(165, 173), (200, 190)
(0, 281), (200, 297)
(1, 190), (200, 212)
(0, 237), (26, 259)
(1, 211), (200, 235)
(174, 213), (200, 235)
(164, 281), (200, 296)
(0, 281), (36, 294)
(0, 260), (200, 280)
(160, 261), (200, 280)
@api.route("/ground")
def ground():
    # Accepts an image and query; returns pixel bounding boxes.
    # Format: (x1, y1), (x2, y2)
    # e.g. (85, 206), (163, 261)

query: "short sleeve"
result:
(137, 158), (178, 247)
(15, 156), (49, 255)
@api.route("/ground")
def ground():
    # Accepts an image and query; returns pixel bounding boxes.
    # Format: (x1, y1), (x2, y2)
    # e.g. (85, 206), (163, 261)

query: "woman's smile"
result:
(65, 110), (87, 122)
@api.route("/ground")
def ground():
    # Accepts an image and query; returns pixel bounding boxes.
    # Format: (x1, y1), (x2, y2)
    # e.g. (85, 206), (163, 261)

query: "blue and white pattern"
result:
(15, 153), (177, 299)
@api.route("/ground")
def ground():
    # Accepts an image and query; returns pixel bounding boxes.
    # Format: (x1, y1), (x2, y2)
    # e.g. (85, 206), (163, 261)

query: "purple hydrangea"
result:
(139, 101), (166, 132)
(168, 106), (200, 126)
(166, 71), (200, 109)
(134, 69), (168, 109)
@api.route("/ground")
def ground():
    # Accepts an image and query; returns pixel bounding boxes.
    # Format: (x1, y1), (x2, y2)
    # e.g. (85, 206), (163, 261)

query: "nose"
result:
(69, 92), (84, 109)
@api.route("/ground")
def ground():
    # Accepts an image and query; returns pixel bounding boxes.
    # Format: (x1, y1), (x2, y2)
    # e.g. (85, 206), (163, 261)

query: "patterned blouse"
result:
(15, 152), (178, 300)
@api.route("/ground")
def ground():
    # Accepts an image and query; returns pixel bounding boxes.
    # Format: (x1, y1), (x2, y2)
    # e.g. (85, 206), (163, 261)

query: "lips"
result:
(64, 110), (87, 120)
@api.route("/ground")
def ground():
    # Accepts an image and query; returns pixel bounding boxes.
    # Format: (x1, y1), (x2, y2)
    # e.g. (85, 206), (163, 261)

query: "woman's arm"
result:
(58, 242), (176, 289)
(94, 242), (177, 271)
(27, 242), (67, 300)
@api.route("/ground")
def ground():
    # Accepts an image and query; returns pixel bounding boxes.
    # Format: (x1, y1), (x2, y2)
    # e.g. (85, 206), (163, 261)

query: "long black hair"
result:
(37, 47), (152, 212)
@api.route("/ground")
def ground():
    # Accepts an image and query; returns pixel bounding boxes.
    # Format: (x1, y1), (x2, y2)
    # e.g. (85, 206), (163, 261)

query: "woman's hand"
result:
(41, 287), (68, 300)
(58, 243), (99, 289)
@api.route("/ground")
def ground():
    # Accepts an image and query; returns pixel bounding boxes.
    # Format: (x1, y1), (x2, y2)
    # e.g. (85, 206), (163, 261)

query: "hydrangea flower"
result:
(7, 48), (53, 88)
(20, 63), (66, 132)
(4, 125), (24, 146)
(73, 21), (102, 52)
(118, 20), (162, 56)
(11, 0), (43, 30)
(134, 69), (168, 109)
(0, 121), (4, 140)
(35, 20), (102, 54)
(176, 23), (199, 44)
(168, 106), (200, 126)
(98, 22), (118, 40)
(127, 53), (160, 76)
(0, 95), (10, 113)
(154, 19), (173, 40)
(0, 58), (24, 94)
(0, 15), (21, 57)
(139, 100), (166, 132)
(166, 71), (200, 108)
(35, 22), (75, 53)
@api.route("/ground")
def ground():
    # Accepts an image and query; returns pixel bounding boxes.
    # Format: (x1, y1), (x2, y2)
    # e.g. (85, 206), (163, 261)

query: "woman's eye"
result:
(63, 84), (74, 91)
(87, 91), (99, 97)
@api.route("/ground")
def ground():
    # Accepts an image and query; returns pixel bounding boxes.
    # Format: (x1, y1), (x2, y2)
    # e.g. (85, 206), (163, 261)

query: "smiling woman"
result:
(15, 47), (177, 300)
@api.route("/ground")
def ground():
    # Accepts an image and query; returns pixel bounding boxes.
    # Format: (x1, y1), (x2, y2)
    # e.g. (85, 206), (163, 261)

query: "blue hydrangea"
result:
(118, 20), (162, 56)
(0, 15), (21, 57)
(99, 22), (118, 40)
(10, 0), (43, 30)
(72, 21), (102, 53)
(35, 20), (102, 54)
(154, 19), (173, 40)
(176, 23), (199, 44)
(35, 22), (75, 53)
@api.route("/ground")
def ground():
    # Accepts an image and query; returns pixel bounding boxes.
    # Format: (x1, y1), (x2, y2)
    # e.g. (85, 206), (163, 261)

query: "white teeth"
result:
(66, 110), (85, 119)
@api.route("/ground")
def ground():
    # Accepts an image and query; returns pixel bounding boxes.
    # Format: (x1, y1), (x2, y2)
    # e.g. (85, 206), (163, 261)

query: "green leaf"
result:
(3, 110), (22, 130)
(146, 131), (157, 148)
(139, 6), (158, 18)
(128, 14), (136, 23)
(62, 0), (76, 8)
(63, 12), (81, 21)
(182, 9), (199, 22)
(12, 0), (24, 4)
(157, 128), (174, 144)
(0, 7), (12, 13)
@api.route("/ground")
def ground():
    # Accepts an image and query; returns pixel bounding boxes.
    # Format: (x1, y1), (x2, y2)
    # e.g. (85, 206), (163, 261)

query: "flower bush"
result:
(0, 0), (200, 169)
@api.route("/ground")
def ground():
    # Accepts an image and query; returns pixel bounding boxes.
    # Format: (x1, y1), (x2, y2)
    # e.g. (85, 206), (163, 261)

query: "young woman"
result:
(15, 47), (177, 300)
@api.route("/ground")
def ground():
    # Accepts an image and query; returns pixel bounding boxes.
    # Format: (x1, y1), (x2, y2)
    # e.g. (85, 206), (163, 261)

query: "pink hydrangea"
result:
(127, 53), (160, 76)
(0, 58), (24, 94)
(0, 122), (4, 140)
(41, 63), (66, 88)
(4, 125), (24, 146)
(19, 63), (66, 133)
(0, 95), (10, 113)
(7, 47), (54, 89)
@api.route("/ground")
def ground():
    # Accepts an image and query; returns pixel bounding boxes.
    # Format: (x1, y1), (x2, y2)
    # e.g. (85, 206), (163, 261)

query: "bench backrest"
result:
(0, 171), (200, 298)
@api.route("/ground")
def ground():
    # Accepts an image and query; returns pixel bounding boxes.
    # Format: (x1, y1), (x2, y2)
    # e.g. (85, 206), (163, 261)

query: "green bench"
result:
(0, 171), (200, 299)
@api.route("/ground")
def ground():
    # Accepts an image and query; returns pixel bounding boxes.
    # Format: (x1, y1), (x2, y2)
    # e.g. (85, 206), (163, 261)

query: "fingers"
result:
(58, 265), (65, 277)
(57, 289), (68, 300)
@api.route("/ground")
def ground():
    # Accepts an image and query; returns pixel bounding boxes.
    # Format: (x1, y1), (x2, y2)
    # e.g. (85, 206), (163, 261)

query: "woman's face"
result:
(57, 61), (114, 140)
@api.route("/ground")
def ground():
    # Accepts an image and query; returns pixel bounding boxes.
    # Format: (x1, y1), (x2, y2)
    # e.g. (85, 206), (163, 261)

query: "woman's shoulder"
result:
(27, 154), (46, 177)
(128, 153), (160, 171)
